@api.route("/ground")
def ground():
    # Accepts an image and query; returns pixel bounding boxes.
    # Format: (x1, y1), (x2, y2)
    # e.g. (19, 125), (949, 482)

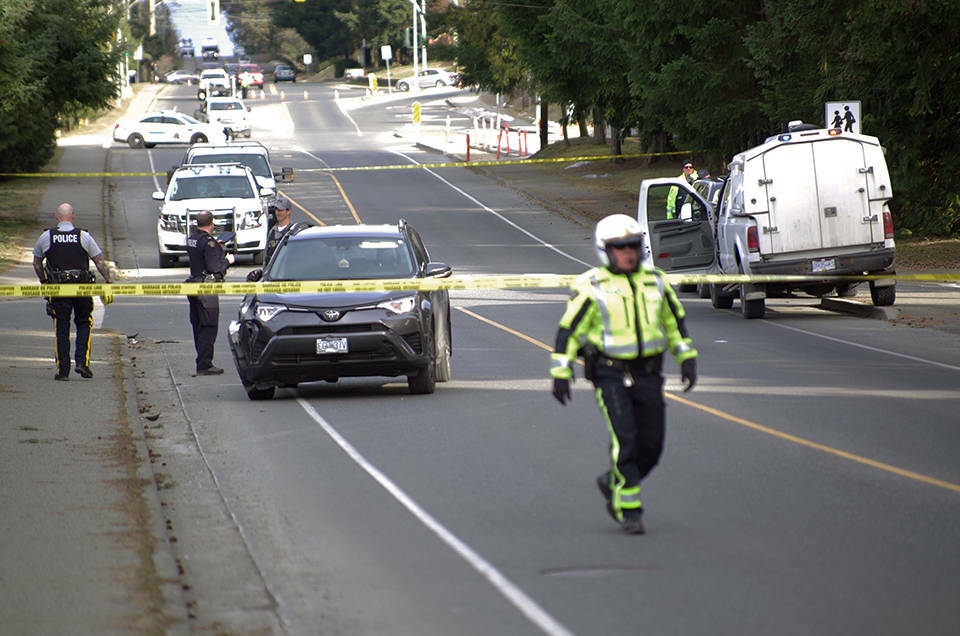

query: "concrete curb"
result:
(819, 297), (897, 320)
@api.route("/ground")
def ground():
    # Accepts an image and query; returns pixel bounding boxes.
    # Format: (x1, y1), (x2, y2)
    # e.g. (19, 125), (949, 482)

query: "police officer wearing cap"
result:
(186, 210), (234, 375)
(33, 203), (113, 381)
(263, 196), (292, 266)
(550, 214), (698, 534)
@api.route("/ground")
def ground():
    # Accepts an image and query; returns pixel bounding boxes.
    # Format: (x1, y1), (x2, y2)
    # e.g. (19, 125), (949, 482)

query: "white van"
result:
(637, 123), (896, 318)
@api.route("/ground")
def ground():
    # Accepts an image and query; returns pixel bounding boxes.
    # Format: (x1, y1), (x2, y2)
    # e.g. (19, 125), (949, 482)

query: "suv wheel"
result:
(127, 133), (145, 149)
(246, 385), (275, 400)
(190, 133), (208, 144)
(408, 328), (437, 394)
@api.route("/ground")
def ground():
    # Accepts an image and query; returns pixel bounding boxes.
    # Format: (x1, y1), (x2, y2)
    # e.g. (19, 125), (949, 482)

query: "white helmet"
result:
(594, 214), (645, 267)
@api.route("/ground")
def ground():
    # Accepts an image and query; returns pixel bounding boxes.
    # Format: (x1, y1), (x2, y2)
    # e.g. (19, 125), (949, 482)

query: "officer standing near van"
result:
(263, 196), (293, 265)
(550, 214), (698, 534)
(666, 161), (698, 219)
(33, 203), (113, 380)
(186, 211), (234, 375)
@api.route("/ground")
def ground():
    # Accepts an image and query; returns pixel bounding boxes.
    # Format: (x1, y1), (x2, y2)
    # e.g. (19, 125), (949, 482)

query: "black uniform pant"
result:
(594, 365), (665, 501)
(52, 297), (94, 375)
(189, 295), (219, 371)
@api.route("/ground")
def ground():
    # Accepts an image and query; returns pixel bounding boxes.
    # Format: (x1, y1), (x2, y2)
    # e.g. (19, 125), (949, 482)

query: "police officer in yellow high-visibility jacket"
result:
(550, 214), (697, 534)
(666, 161), (698, 219)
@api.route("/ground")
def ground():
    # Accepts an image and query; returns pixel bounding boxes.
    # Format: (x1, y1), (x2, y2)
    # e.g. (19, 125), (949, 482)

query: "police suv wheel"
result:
(127, 133), (145, 149)
(190, 133), (208, 144)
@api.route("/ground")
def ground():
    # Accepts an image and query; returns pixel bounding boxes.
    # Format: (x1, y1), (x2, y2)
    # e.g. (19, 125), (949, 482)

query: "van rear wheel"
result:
(869, 281), (896, 306)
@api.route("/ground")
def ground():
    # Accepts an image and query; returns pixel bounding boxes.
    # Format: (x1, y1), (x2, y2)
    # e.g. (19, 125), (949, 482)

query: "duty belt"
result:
(50, 269), (94, 283)
(598, 354), (663, 376)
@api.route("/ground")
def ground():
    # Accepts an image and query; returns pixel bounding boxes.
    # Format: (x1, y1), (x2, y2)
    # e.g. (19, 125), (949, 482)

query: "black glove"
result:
(552, 378), (571, 405)
(45, 298), (55, 318)
(681, 358), (697, 392)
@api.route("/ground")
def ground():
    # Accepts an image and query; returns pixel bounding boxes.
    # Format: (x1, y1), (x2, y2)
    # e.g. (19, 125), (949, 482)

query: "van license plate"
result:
(316, 337), (348, 354)
(811, 258), (836, 273)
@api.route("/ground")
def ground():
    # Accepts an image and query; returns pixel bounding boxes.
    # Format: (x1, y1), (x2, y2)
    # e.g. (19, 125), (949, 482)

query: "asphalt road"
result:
(98, 82), (960, 635)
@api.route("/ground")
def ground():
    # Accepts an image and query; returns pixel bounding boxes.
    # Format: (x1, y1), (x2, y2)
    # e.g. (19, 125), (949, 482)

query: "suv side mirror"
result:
(259, 187), (275, 198)
(246, 269), (263, 282)
(152, 191), (165, 201)
(423, 262), (452, 278)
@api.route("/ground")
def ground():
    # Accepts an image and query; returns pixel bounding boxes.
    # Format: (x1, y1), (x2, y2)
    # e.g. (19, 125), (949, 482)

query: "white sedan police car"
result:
(152, 163), (271, 268)
(113, 110), (227, 149)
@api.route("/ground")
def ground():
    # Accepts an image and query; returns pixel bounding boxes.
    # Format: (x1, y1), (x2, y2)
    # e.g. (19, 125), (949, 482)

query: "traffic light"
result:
(208, 0), (219, 24)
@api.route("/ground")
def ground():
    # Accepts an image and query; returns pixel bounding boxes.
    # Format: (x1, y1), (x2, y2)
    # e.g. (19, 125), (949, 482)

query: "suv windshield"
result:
(189, 153), (269, 178)
(267, 236), (415, 280)
(170, 175), (255, 200)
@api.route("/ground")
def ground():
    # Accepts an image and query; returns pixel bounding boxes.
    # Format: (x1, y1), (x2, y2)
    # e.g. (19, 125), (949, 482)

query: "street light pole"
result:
(419, 0), (427, 71)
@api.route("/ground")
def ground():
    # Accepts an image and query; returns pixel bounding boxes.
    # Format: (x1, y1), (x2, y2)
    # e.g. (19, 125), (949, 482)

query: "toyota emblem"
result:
(321, 310), (342, 322)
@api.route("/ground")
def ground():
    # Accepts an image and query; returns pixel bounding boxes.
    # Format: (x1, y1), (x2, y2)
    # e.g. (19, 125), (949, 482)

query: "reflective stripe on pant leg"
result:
(595, 377), (646, 519)
(74, 297), (94, 367)
(595, 385), (625, 521)
(53, 299), (72, 374)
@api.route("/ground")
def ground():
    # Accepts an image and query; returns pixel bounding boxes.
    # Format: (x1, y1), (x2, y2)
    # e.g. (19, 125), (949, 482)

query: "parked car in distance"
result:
(153, 163), (270, 268)
(113, 110), (227, 149)
(396, 68), (460, 91)
(273, 64), (296, 83)
(164, 69), (199, 85)
(229, 221), (453, 400)
(197, 96), (251, 139)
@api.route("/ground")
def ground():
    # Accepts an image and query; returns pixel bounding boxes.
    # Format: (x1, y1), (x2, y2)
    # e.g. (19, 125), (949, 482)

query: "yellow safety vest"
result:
(550, 266), (697, 380)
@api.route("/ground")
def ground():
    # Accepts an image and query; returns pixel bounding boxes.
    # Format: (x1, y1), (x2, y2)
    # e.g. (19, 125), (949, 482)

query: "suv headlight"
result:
(255, 303), (284, 322)
(377, 296), (417, 315)
(159, 213), (180, 231)
(238, 208), (263, 229)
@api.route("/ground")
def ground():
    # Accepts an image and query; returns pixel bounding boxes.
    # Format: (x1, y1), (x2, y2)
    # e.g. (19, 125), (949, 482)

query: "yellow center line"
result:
(455, 306), (960, 494)
(279, 190), (325, 226)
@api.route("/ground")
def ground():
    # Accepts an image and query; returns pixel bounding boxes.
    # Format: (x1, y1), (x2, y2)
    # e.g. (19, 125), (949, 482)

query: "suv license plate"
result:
(811, 258), (836, 273)
(316, 337), (348, 354)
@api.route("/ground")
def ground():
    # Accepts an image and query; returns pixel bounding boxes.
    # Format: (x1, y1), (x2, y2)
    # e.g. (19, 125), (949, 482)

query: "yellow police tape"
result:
(3, 272), (959, 298)
(0, 151), (693, 178)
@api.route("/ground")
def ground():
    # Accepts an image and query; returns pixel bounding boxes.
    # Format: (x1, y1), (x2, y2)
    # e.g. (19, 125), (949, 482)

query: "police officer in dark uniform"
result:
(186, 210), (234, 375)
(32, 203), (113, 380)
(263, 196), (292, 266)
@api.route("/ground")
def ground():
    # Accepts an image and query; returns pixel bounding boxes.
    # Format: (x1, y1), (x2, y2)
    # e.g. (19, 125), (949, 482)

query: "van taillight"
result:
(882, 210), (894, 239)
(747, 225), (759, 252)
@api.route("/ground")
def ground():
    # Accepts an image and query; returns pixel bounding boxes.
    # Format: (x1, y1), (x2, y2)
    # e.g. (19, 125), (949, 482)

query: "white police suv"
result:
(152, 163), (271, 268)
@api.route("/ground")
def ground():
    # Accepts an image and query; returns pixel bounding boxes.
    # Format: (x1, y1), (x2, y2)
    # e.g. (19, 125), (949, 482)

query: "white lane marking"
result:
(767, 321), (960, 372)
(296, 397), (575, 636)
(334, 96), (363, 137)
(147, 148), (162, 192)
(389, 150), (592, 267)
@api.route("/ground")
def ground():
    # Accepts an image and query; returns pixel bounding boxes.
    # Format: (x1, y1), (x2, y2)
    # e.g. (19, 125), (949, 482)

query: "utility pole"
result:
(410, 0), (419, 92)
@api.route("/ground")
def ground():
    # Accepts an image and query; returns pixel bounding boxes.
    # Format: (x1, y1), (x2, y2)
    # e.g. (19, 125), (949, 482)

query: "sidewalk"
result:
(0, 82), (187, 633)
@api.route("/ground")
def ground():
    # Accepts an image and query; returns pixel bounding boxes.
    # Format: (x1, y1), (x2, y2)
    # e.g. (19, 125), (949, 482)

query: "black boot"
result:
(620, 508), (645, 535)
(596, 474), (617, 523)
